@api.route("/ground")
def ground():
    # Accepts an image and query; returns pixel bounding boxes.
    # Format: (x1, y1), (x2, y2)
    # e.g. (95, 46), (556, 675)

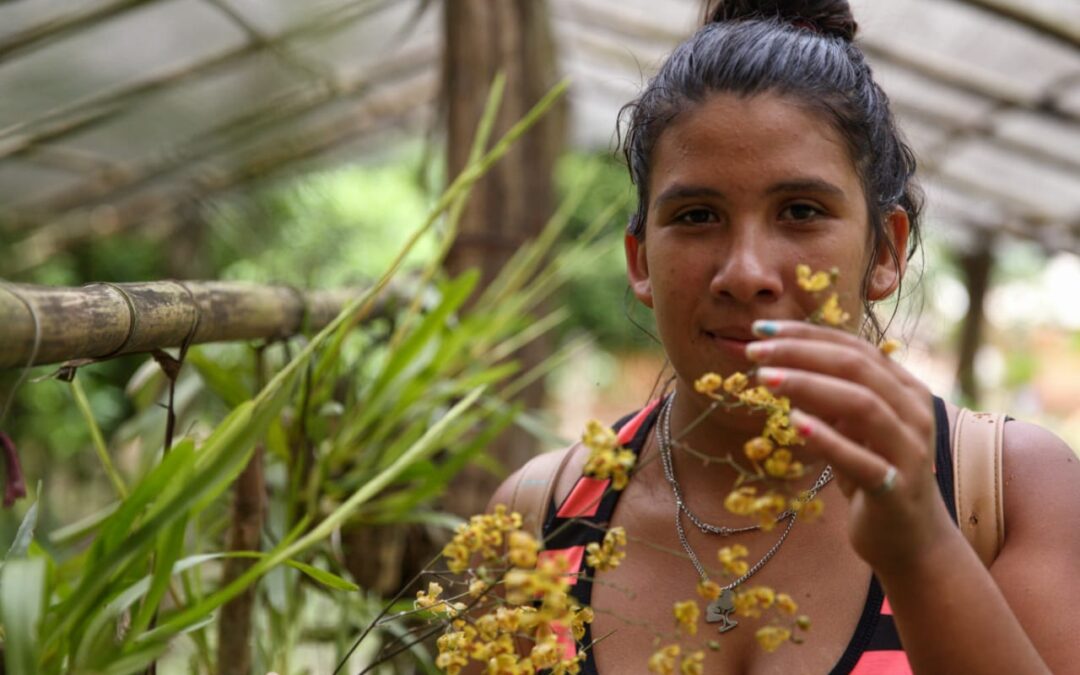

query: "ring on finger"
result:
(869, 464), (898, 497)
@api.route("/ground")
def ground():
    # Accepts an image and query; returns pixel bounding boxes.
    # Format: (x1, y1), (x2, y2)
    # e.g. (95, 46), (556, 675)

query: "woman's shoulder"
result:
(999, 417), (1080, 529)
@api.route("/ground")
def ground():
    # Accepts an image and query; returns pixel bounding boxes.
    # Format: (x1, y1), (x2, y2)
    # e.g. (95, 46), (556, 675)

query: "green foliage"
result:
(553, 152), (656, 350)
(0, 76), (618, 674)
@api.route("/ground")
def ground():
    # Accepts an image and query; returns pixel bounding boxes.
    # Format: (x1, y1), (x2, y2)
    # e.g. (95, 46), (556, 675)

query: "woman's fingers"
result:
(788, 408), (900, 497)
(756, 366), (931, 469)
(746, 337), (924, 422)
(751, 319), (924, 390)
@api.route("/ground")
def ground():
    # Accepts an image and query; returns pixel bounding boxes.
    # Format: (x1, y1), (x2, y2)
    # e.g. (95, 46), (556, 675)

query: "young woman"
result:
(489, 1), (1080, 672)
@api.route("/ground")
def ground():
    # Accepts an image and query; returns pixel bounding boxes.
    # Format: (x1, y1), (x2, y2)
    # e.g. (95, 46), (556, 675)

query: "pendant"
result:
(705, 588), (738, 633)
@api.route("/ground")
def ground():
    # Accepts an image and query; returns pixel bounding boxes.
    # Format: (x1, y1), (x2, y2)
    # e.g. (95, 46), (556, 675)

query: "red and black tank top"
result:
(537, 395), (958, 675)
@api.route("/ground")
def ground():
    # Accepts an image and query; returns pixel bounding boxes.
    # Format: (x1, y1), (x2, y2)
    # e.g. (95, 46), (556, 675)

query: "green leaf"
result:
(1, 558), (46, 675)
(128, 517), (187, 637)
(5, 496), (40, 561)
(48, 501), (119, 546)
(282, 559), (358, 592)
(187, 348), (251, 407)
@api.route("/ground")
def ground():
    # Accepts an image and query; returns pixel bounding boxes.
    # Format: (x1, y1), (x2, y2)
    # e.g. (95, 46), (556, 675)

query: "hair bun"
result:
(707, 0), (858, 41)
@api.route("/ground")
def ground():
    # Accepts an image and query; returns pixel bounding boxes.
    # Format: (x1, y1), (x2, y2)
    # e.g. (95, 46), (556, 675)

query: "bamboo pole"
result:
(0, 280), (380, 369)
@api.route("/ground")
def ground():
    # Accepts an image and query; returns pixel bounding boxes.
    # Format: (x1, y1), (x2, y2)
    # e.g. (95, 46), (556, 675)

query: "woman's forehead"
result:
(647, 93), (861, 201)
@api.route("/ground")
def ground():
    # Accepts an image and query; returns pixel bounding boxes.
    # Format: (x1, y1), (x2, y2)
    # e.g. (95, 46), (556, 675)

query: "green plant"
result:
(0, 75), (623, 674)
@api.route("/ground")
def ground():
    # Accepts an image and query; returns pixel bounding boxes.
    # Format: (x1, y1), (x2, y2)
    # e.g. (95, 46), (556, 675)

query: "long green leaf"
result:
(128, 517), (187, 637)
(1, 558), (45, 675)
(5, 495), (39, 562)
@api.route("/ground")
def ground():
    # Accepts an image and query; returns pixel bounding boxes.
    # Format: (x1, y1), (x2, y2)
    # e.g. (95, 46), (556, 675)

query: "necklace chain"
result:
(657, 392), (832, 589)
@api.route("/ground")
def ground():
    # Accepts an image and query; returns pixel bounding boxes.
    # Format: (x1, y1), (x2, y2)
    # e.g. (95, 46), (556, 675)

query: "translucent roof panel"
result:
(61, 52), (305, 162)
(940, 140), (1080, 222)
(854, 0), (1080, 104)
(0, 0), (1077, 258)
(0, 161), (83, 206)
(288, 1), (438, 83)
(0, 1), (124, 42)
(217, 0), (370, 38)
(0, 0), (248, 133)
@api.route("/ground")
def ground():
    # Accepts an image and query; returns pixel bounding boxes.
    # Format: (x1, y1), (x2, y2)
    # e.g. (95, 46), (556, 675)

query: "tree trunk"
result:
(441, 0), (565, 517)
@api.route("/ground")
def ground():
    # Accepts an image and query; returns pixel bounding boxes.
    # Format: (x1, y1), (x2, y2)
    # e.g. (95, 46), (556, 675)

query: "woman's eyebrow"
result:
(766, 179), (846, 198)
(651, 184), (725, 208)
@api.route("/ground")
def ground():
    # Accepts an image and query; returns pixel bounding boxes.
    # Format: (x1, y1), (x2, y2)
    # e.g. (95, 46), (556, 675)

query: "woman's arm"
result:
(872, 421), (1080, 673)
(746, 320), (1079, 673)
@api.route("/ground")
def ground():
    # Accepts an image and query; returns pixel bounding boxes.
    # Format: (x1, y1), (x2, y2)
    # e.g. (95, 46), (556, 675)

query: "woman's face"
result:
(626, 92), (906, 385)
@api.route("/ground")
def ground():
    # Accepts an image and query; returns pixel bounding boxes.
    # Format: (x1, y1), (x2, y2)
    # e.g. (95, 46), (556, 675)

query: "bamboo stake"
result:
(0, 280), (389, 369)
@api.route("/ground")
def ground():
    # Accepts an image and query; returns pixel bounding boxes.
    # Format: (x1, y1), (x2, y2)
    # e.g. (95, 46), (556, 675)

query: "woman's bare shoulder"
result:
(1000, 419), (1080, 521)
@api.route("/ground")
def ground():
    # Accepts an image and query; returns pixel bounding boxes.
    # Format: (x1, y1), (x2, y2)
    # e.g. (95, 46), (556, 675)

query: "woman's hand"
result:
(744, 319), (958, 574)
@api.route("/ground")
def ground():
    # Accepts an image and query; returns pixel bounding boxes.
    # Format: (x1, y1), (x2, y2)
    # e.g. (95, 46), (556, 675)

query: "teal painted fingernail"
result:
(752, 320), (779, 337)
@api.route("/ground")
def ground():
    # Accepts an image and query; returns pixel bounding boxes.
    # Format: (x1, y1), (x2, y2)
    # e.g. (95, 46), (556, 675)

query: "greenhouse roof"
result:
(1, 0), (1078, 271)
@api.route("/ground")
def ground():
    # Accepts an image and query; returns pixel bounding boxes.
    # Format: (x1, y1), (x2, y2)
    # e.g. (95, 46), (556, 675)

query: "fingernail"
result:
(757, 367), (785, 389)
(789, 409), (813, 438)
(745, 341), (773, 361)
(752, 320), (780, 337)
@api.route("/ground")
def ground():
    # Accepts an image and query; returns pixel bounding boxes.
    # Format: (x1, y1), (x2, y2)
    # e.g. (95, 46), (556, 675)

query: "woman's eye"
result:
(779, 203), (823, 221)
(675, 208), (716, 225)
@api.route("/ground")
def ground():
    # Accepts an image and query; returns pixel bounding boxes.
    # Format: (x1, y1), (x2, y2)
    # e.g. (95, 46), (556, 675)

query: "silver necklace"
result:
(656, 392), (832, 632)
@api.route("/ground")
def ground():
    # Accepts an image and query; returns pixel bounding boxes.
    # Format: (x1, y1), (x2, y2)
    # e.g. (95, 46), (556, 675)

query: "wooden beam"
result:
(954, 240), (995, 407)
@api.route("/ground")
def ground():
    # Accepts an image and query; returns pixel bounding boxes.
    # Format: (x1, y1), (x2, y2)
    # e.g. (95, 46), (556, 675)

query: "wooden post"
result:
(955, 240), (995, 406)
(442, 0), (565, 517)
(217, 347), (267, 675)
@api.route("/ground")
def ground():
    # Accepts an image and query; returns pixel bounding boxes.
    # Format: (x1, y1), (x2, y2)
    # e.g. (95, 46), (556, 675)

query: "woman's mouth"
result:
(703, 330), (754, 358)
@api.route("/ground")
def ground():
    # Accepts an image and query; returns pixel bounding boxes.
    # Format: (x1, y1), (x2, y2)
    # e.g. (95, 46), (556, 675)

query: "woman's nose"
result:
(707, 233), (783, 304)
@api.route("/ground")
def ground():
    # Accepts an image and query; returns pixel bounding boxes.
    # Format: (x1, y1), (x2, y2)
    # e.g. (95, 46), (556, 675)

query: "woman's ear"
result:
(867, 207), (910, 301)
(625, 234), (654, 308)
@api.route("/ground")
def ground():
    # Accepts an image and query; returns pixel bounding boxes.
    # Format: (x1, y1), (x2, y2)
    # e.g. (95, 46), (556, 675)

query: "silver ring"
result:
(870, 464), (898, 497)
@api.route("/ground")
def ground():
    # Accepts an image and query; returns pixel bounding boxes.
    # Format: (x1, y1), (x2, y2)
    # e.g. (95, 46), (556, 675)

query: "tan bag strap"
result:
(509, 445), (579, 539)
(952, 407), (1006, 568)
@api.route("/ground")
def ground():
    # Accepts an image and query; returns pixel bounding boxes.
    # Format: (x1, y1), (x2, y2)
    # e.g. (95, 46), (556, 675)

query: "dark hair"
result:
(618, 0), (923, 339)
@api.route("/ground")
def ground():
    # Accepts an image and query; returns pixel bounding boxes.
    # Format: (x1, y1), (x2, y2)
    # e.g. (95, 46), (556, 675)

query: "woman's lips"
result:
(703, 330), (754, 358)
